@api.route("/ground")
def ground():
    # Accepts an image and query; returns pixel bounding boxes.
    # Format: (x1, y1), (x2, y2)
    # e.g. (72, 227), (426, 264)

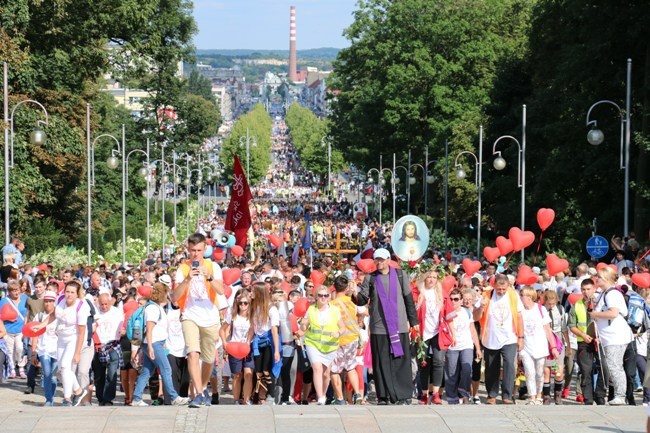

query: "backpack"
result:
(625, 290), (649, 329)
(126, 301), (154, 345)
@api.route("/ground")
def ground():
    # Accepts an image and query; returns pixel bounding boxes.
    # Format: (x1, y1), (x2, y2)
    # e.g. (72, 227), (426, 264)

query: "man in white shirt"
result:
(172, 233), (224, 408)
(91, 293), (124, 406)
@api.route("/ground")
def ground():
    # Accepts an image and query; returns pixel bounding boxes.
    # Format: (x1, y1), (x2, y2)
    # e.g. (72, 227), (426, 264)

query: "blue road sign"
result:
(586, 235), (608, 259)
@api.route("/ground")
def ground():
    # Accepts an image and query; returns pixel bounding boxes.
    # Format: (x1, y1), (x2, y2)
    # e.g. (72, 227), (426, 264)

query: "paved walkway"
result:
(0, 379), (647, 433)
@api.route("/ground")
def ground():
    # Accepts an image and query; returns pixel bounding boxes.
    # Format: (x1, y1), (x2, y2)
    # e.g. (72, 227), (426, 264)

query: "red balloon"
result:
(357, 258), (377, 274)
(0, 303), (17, 322)
(213, 247), (225, 261)
(289, 314), (299, 334)
(462, 258), (481, 276)
(388, 260), (401, 269)
(223, 268), (241, 285)
(496, 236), (513, 256)
(310, 270), (326, 288)
(596, 262), (608, 271)
(631, 272), (650, 289)
(537, 208), (556, 231)
(231, 245), (244, 257)
(223, 284), (232, 299)
(545, 254), (569, 277)
(441, 275), (458, 295)
(22, 321), (46, 338)
(516, 265), (538, 285)
(225, 341), (251, 359)
(484, 246), (501, 263)
(293, 297), (310, 317)
(509, 227), (535, 252)
(267, 234), (283, 248)
(568, 293), (584, 305)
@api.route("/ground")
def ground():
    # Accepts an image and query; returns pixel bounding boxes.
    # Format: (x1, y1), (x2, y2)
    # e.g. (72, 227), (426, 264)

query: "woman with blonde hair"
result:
(131, 283), (188, 406)
(519, 286), (559, 404)
(541, 290), (570, 404)
(592, 266), (633, 405)
(415, 270), (447, 404)
(250, 281), (280, 404)
(301, 285), (343, 405)
(220, 290), (254, 405)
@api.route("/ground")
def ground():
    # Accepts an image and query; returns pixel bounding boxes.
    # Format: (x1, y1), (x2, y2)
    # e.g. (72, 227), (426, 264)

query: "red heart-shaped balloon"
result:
(516, 265), (538, 286)
(483, 246), (501, 263)
(442, 275), (458, 296)
(509, 227), (535, 252)
(596, 262), (608, 271)
(537, 208), (556, 231)
(310, 270), (326, 288)
(356, 259), (377, 274)
(545, 254), (569, 277)
(462, 258), (481, 276)
(632, 273), (650, 289)
(496, 236), (513, 256)
(222, 268), (241, 285)
(568, 293), (584, 305)
(293, 297), (310, 317)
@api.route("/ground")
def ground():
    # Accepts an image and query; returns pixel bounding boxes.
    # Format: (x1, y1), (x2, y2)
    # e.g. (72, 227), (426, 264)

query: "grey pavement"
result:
(0, 378), (647, 433)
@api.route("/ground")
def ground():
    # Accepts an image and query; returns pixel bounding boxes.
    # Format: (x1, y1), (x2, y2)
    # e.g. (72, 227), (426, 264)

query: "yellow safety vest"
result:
(330, 296), (359, 347)
(304, 305), (340, 353)
(574, 300), (588, 343)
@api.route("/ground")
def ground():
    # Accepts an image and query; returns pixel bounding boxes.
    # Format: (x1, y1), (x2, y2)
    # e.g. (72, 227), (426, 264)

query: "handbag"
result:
(296, 345), (311, 372)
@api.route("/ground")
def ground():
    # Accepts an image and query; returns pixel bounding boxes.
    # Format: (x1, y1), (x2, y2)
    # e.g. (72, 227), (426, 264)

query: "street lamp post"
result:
(410, 148), (437, 217)
(586, 58), (632, 237)
(4, 62), (49, 244)
(106, 128), (149, 265)
(321, 136), (332, 196)
(492, 105), (526, 262)
(454, 126), (484, 259)
(239, 127), (257, 180)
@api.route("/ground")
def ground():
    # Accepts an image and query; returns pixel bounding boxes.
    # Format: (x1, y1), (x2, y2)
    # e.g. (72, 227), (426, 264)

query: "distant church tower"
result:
(289, 6), (297, 82)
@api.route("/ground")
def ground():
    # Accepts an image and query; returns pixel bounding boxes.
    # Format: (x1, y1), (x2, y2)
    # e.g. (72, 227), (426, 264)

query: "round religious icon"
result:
(390, 215), (429, 261)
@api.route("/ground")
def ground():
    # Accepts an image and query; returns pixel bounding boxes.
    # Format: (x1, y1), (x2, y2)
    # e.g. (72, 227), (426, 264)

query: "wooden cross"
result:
(318, 231), (358, 256)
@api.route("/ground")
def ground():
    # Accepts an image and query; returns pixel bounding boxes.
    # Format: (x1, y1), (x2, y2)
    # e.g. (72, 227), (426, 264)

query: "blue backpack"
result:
(626, 290), (650, 328)
(126, 301), (154, 345)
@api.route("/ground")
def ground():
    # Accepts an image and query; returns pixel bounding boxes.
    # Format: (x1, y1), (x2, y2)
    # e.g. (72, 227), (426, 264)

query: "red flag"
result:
(225, 155), (253, 248)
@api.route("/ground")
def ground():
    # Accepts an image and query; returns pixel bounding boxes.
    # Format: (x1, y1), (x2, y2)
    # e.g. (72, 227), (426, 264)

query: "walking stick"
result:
(591, 320), (609, 393)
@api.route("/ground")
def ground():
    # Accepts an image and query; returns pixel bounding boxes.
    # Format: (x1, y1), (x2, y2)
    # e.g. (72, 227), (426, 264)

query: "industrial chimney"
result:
(289, 6), (297, 82)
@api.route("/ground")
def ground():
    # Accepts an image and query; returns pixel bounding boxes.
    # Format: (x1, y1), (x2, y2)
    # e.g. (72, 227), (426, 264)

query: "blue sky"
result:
(192, 0), (357, 50)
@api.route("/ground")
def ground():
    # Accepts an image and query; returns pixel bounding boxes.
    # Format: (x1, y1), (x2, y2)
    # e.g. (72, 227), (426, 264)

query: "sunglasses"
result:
(317, 294), (330, 298)
(238, 301), (249, 306)
(450, 297), (461, 302)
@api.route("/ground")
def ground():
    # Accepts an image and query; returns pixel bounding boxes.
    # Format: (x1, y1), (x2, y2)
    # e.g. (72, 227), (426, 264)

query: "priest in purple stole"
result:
(353, 248), (419, 404)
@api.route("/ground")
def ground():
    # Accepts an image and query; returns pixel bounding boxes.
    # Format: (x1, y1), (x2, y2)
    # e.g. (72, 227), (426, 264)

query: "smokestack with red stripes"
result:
(289, 6), (297, 82)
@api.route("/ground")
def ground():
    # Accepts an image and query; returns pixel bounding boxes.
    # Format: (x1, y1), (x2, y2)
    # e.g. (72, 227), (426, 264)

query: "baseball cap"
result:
(43, 291), (57, 301)
(373, 248), (391, 260)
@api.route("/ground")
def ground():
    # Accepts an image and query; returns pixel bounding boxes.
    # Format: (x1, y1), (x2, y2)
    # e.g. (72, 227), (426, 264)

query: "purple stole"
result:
(375, 268), (404, 357)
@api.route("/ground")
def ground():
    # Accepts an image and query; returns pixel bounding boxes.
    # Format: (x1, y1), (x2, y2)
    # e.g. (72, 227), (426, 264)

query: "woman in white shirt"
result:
(444, 289), (481, 404)
(250, 282), (280, 405)
(519, 286), (559, 405)
(131, 283), (188, 406)
(32, 290), (59, 406)
(220, 290), (254, 405)
(415, 270), (446, 405)
(593, 266), (634, 405)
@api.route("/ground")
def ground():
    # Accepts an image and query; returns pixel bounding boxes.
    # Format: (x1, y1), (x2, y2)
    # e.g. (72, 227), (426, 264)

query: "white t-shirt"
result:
(175, 259), (223, 327)
(94, 307), (124, 344)
(166, 307), (186, 357)
(143, 303), (168, 344)
(594, 288), (633, 347)
(55, 299), (90, 339)
(422, 289), (441, 341)
(225, 310), (251, 343)
(35, 311), (58, 358)
(521, 305), (551, 359)
(482, 291), (524, 350)
(254, 305), (280, 336)
(449, 307), (474, 351)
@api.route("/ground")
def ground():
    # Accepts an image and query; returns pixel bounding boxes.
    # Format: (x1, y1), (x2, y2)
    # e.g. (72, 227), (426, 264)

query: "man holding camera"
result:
(173, 233), (224, 408)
